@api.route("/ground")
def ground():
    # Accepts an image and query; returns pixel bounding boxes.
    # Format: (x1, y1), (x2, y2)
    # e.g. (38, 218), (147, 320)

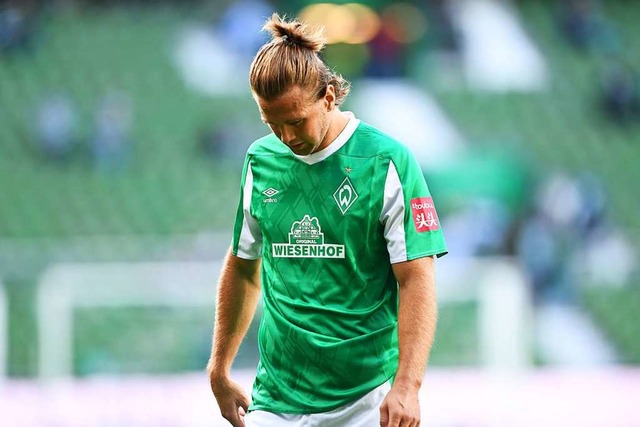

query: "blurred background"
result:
(0, 0), (639, 425)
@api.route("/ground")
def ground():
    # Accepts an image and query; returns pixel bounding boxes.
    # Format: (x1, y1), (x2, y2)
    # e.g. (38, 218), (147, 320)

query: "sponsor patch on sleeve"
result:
(410, 197), (440, 232)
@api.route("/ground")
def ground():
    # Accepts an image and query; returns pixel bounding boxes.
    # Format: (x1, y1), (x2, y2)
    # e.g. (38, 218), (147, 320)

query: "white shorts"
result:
(245, 381), (391, 427)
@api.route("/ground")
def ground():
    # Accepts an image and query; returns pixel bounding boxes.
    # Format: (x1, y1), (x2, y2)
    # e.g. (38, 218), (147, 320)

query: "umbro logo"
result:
(262, 187), (279, 204)
(262, 188), (279, 197)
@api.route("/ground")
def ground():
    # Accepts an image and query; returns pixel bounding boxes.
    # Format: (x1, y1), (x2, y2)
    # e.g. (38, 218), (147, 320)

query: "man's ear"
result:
(324, 84), (336, 111)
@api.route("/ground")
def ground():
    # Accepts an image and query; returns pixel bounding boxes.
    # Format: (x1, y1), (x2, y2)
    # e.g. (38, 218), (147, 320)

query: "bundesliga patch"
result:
(410, 197), (440, 232)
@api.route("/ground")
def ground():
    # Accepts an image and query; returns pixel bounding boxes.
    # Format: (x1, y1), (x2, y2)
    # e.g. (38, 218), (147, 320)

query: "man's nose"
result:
(280, 126), (295, 144)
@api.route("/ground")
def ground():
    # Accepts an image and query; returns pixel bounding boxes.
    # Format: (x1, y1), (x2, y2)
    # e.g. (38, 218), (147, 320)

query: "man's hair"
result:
(249, 13), (350, 106)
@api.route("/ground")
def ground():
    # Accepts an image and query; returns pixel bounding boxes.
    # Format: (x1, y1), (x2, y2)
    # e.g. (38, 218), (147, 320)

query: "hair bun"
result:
(250, 13), (350, 105)
(263, 13), (325, 52)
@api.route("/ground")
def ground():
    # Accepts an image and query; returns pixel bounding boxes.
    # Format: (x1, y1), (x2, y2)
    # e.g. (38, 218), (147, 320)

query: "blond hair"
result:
(249, 13), (350, 105)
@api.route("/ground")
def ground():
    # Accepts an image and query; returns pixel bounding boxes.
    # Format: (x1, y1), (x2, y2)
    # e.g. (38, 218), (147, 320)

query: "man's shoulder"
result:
(349, 121), (414, 161)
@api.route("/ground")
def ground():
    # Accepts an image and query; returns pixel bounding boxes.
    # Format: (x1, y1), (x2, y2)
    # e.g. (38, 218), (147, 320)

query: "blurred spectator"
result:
(198, 113), (260, 164)
(441, 198), (512, 257)
(365, 23), (405, 78)
(538, 173), (583, 231)
(516, 173), (583, 303)
(578, 227), (637, 288)
(217, 0), (272, 61)
(516, 209), (563, 304)
(426, 0), (462, 53)
(92, 91), (133, 172)
(572, 172), (637, 287)
(557, 0), (621, 54)
(599, 61), (640, 125)
(515, 171), (637, 303)
(365, 9), (406, 78)
(0, 2), (39, 54)
(36, 92), (78, 162)
(558, 0), (602, 51)
(574, 172), (607, 236)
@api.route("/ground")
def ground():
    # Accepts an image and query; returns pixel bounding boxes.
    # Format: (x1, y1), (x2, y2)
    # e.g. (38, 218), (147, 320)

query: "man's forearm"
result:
(393, 257), (438, 392)
(207, 250), (261, 378)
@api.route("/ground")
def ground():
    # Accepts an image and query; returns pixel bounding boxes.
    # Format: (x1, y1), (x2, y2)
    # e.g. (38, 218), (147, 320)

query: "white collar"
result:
(293, 112), (359, 165)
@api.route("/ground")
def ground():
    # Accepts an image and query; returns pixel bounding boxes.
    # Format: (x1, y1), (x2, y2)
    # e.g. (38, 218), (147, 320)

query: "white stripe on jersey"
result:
(237, 161), (262, 259)
(380, 160), (407, 263)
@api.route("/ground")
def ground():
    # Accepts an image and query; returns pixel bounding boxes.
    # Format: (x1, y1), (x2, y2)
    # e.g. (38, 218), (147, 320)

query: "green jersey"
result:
(232, 114), (447, 414)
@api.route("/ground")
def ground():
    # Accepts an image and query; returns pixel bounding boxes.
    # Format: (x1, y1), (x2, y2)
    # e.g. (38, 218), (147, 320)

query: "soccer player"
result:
(207, 13), (447, 427)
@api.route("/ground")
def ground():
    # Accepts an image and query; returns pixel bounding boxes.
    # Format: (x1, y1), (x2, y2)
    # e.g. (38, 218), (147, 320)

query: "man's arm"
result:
(380, 255), (438, 427)
(207, 248), (262, 427)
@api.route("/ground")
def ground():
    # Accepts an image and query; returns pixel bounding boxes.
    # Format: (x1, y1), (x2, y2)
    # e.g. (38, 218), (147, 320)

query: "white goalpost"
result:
(35, 256), (532, 378)
(36, 261), (222, 378)
(436, 256), (533, 371)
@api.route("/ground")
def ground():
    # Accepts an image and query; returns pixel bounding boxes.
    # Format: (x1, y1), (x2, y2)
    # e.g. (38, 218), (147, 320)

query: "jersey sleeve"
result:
(379, 148), (447, 263)
(231, 155), (262, 259)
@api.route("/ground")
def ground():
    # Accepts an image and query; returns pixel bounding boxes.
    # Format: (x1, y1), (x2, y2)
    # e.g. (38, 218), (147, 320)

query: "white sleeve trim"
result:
(236, 161), (262, 259)
(380, 160), (407, 263)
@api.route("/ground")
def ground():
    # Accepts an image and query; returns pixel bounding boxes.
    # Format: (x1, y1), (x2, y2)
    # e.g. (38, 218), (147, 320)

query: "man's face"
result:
(255, 85), (334, 156)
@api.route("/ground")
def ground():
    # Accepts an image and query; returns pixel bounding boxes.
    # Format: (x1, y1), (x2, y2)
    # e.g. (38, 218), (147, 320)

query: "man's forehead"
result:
(255, 85), (315, 105)
(256, 90), (313, 120)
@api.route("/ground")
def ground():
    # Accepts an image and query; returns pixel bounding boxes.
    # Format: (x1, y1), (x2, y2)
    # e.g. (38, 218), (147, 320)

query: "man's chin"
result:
(290, 145), (312, 156)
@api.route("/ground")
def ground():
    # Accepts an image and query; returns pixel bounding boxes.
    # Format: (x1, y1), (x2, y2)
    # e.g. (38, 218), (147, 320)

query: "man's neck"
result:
(323, 110), (350, 148)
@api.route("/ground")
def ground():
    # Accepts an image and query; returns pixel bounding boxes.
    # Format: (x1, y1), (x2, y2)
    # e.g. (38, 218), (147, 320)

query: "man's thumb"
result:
(379, 405), (389, 426)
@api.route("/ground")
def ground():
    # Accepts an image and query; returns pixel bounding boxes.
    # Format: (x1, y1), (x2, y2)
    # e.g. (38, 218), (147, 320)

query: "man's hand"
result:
(379, 385), (421, 427)
(210, 376), (250, 427)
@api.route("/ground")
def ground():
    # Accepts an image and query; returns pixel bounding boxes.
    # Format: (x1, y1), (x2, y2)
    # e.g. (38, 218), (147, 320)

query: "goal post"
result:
(36, 261), (222, 378)
(436, 256), (533, 371)
(35, 256), (532, 378)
